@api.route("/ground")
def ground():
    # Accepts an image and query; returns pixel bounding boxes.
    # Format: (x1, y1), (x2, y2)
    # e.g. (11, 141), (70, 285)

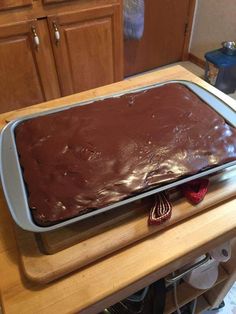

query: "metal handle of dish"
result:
(52, 22), (60, 45)
(166, 253), (211, 283)
(31, 26), (40, 49)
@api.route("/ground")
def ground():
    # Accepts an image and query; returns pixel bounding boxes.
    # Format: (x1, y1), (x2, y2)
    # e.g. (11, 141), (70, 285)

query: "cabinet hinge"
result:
(184, 22), (189, 35)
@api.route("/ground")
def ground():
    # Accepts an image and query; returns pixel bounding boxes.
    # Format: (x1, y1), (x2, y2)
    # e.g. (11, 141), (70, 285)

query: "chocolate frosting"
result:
(15, 83), (236, 225)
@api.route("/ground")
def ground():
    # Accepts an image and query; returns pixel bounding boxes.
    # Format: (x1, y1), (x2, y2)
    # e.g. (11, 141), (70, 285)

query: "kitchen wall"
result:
(190, 0), (236, 60)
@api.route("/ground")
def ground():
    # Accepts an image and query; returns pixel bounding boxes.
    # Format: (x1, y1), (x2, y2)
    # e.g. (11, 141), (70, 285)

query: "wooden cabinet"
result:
(0, 0), (194, 112)
(0, 19), (60, 113)
(0, 0), (32, 11)
(0, 2), (123, 113)
(43, 0), (71, 4)
(48, 5), (123, 96)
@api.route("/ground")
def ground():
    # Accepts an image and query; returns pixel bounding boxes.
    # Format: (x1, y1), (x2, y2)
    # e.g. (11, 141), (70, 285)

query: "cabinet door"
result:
(0, 20), (60, 113)
(124, 0), (192, 76)
(48, 4), (123, 96)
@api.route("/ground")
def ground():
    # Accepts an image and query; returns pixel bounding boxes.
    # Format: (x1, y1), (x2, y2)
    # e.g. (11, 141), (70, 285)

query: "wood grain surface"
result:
(0, 0), (32, 11)
(14, 167), (236, 284)
(47, 5), (121, 96)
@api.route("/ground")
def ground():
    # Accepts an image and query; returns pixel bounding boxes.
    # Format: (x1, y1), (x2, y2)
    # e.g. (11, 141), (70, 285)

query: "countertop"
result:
(0, 65), (236, 314)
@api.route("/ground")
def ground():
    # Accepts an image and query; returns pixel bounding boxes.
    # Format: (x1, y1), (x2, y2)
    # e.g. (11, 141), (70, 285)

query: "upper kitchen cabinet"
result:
(48, 4), (123, 96)
(0, 0), (32, 11)
(0, 20), (60, 113)
(124, 0), (195, 76)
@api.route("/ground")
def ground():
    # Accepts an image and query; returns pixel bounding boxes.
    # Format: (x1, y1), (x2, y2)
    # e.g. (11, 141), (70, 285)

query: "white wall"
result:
(190, 0), (236, 60)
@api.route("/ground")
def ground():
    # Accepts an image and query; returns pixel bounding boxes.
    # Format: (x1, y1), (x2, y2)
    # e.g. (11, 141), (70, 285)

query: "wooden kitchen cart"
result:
(0, 66), (236, 314)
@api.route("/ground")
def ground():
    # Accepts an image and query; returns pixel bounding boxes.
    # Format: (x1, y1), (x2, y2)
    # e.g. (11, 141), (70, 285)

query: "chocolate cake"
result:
(15, 83), (236, 226)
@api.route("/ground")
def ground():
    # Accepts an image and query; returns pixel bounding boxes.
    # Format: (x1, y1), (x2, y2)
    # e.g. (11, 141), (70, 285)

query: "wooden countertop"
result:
(0, 65), (236, 314)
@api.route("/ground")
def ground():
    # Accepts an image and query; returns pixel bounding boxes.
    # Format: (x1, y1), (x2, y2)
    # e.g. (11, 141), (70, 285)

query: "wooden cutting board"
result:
(14, 167), (236, 285)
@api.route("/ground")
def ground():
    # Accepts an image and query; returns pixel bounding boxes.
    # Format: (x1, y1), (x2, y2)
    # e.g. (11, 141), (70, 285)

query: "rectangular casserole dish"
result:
(1, 80), (236, 232)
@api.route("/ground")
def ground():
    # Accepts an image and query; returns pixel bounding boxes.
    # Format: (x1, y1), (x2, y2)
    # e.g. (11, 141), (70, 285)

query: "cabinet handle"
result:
(31, 26), (40, 49)
(53, 22), (60, 45)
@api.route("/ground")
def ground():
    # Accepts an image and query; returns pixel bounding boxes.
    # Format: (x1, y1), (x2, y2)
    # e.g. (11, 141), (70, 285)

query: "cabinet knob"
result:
(53, 22), (60, 45)
(31, 26), (40, 49)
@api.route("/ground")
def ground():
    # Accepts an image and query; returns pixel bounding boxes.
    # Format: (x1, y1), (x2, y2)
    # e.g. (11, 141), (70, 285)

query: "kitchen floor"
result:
(204, 282), (236, 314)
